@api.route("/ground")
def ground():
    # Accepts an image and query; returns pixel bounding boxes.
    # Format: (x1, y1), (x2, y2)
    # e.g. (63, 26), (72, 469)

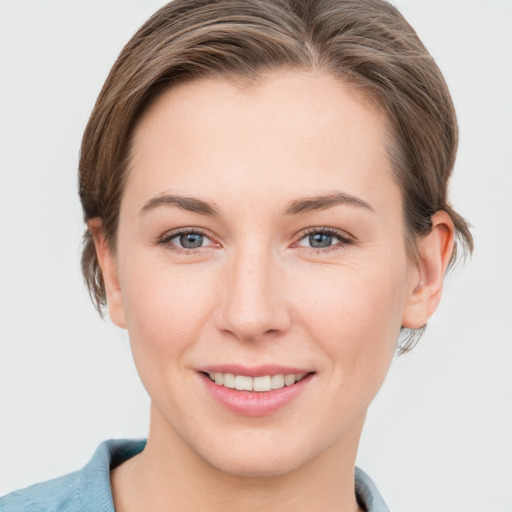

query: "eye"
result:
(158, 229), (217, 252)
(174, 232), (207, 249)
(305, 232), (335, 249)
(295, 228), (353, 251)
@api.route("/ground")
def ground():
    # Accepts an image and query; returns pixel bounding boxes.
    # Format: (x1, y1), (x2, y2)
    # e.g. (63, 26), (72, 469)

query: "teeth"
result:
(253, 375), (272, 392)
(223, 373), (235, 389)
(206, 372), (308, 392)
(271, 374), (285, 389)
(235, 375), (252, 391)
(284, 374), (296, 386)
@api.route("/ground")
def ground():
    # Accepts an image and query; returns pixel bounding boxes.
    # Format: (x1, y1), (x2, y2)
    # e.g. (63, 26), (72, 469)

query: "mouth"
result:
(197, 366), (315, 416)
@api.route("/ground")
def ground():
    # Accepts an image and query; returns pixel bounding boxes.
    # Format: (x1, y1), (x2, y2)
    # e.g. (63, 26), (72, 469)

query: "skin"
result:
(91, 70), (454, 512)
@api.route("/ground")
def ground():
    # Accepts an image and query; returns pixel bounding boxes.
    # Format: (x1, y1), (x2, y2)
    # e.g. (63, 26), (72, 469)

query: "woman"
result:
(0, 0), (474, 510)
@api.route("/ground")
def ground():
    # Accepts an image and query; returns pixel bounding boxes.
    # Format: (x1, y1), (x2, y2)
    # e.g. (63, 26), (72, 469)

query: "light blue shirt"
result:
(0, 439), (390, 511)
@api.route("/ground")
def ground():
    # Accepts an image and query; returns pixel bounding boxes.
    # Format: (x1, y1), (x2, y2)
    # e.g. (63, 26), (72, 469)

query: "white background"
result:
(0, 1), (511, 511)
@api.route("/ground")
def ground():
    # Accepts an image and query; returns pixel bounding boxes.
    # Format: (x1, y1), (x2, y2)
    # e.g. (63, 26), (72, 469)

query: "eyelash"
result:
(156, 228), (218, 255)
(156, 227), (354, 254)
(294, 227), (354, 253)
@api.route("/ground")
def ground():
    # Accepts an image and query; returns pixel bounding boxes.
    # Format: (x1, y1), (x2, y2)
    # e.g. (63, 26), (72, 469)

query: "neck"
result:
(111, 405), (366, 512)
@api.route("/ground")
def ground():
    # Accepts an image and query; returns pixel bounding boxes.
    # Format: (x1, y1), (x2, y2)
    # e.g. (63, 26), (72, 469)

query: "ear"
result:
(88, 219), (127, 329)
(402, 211), (455, 329)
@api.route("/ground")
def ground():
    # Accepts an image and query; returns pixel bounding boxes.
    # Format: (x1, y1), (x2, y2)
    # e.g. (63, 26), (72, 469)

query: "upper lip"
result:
(197, 364), (314, 378)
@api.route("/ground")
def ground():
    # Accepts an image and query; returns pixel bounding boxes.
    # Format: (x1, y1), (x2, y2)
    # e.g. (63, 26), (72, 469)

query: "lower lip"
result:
(199, 372), (314, 417)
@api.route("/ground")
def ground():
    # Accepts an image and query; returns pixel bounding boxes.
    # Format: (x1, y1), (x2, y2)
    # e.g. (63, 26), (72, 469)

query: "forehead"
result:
(127, 70), (398, 214)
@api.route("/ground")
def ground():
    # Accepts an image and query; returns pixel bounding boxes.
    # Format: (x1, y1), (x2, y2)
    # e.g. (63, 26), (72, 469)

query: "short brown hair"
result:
(79, 0), (473, 350)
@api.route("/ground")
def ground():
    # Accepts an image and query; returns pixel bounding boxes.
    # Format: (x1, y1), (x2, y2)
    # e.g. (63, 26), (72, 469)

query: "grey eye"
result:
(295, 229), (351, 251)
(178, 233), (205, 249)
(309, 233), (334, 248)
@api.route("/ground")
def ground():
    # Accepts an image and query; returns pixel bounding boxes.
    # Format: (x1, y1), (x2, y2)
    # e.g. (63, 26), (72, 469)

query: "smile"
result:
(198, 367), (315, 416)
(206, 372), (307, 392)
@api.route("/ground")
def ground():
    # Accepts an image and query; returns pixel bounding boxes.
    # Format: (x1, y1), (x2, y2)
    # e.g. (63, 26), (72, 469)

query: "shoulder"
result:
(0, 439), (146, 512)
(355, 466), (391, 512)
(0, 471), (82, 512)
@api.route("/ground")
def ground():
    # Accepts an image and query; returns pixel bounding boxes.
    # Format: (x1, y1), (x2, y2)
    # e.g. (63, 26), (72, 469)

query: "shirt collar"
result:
(80, 440), (390, 512)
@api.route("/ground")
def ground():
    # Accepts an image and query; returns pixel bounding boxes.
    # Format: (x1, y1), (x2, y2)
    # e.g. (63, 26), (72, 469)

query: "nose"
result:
(214, 243), (291, 342)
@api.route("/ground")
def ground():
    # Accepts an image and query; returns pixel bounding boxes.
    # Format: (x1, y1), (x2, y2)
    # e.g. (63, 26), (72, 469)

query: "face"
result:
(102, 71), (422, 477)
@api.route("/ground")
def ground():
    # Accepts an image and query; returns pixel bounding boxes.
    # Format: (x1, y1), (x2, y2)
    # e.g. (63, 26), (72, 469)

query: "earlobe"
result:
(402, 211), (455, 329)
(88, 219), (127, 329)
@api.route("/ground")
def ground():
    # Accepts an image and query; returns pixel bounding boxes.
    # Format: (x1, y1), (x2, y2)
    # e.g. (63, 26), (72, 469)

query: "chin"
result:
(207, 449), (305, 479)
(192, 427), (325, 479)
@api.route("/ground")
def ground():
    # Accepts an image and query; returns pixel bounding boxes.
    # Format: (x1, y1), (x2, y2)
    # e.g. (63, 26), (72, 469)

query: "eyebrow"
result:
(139, 191), (374, 217)
(284, 192), (374, 215)
(140, 194), (220, 216)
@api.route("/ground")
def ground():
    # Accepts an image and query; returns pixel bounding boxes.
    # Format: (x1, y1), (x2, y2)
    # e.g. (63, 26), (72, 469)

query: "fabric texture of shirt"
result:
(0, 439), (390, 512)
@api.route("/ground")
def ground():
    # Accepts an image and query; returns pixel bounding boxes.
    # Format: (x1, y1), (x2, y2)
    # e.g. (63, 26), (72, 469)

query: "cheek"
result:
(299, 260), (406, 334)
(292, 257), (408, 385)
(118, 254), (218, 369)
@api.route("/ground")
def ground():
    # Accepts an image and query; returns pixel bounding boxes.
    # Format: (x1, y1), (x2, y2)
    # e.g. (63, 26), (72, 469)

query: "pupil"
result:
(180, 233), (203, 248)
(309, 233), (332, 248)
